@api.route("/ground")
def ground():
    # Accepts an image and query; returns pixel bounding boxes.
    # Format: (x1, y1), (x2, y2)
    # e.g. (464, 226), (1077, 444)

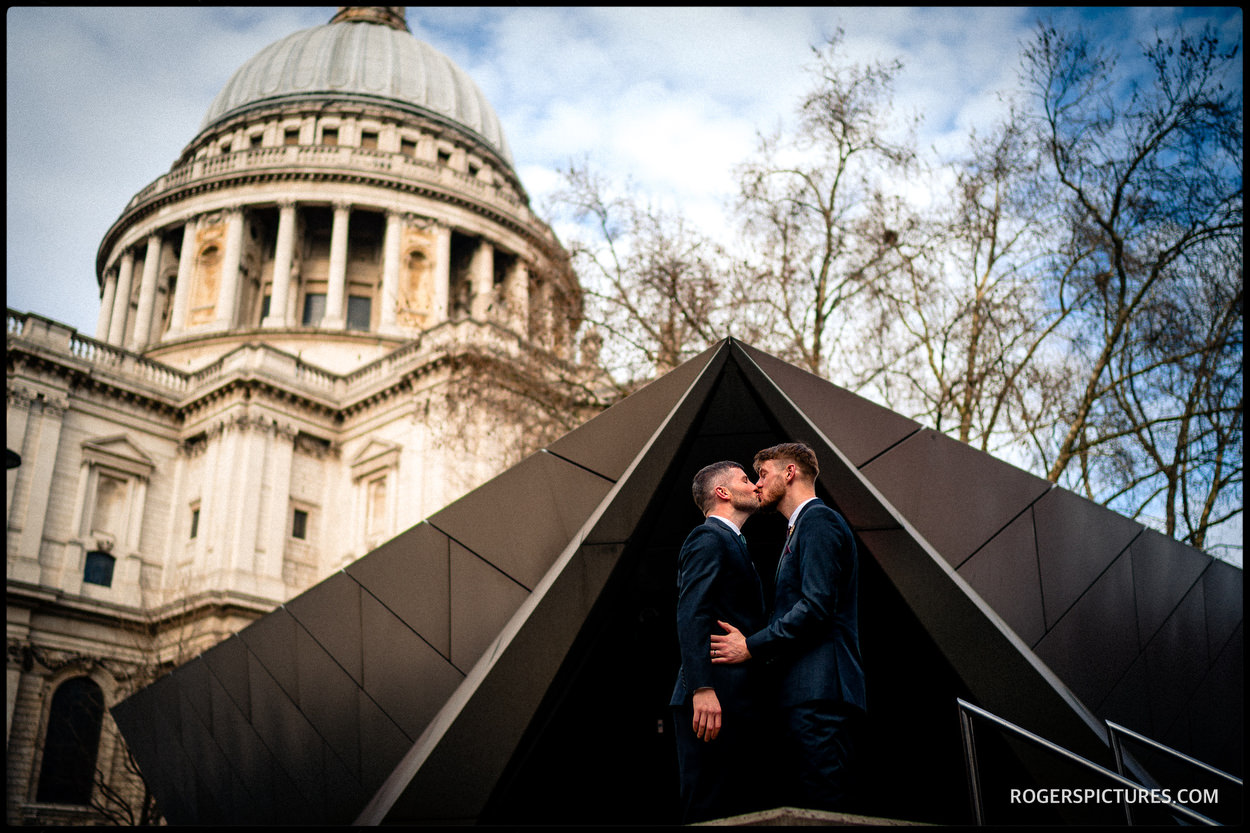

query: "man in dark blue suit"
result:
(711, 442), (866, 812)
(670, 461), (766, 823)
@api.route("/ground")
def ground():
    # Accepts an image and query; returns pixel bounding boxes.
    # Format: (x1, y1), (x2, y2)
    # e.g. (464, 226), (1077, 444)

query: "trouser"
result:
(671, 701), (763, 824)
(779, 699), (865, 812)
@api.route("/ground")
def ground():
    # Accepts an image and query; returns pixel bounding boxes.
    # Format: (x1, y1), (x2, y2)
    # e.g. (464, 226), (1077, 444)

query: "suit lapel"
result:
(776, 499), (821, 584)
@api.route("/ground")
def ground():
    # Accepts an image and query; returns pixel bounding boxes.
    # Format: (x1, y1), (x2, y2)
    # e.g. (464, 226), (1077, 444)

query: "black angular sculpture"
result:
(112, 340), (1242, 825)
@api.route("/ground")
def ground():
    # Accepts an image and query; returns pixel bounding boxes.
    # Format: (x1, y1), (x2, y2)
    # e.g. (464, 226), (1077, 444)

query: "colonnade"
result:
(95, 201), (544, 352)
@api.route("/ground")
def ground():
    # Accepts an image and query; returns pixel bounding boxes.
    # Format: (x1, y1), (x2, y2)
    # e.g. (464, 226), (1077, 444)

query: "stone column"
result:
(6, 390), (32, 523)
(96, 270), (117, 341)
(469, 239), (494, 320)
(532, 277), (553, 343)
(107, 249), (136, 346)
(214, 208), (245, 331)
(167, 216), (199, 338)
(130, 232), (163, 349)
(259, 423), (295, 597)
(264, 201), (298, 328)
(505, 260), (529, 332)
(379, 211), (401, 332)
(432, 223), (451, 322)
(323, 201), (351, 329)
(16, 394), (67, 585)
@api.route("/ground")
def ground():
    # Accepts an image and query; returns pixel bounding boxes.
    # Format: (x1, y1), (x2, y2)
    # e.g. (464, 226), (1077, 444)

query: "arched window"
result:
(36, 677), (105, 805)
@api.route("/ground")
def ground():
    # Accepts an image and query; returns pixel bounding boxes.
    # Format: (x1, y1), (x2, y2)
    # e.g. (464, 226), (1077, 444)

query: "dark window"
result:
(361, 131), (378, 150)
(36, 677), (104, 805)
(189, 507), (200, 539)
(284, 128), (300, 146)
(302, 293), (326, 326)
(321, 128), (338, 147)
(260, 294), (271, 321)
(347, 296), (372, 331)
(400, 138), (417, 157)
(292, 509), (308, 540)
(437, 149), (452, 166)
(83, 551), (115, 587)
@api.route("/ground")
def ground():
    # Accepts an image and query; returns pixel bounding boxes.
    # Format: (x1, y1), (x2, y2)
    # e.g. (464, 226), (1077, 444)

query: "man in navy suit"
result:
(670, 461), (766, 823)
(711, 442), (866, 812)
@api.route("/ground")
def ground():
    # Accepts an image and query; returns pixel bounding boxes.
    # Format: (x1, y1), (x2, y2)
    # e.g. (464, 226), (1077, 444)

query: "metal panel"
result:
(1142, 581), (1209, 739)
(346, 523), (451, 656)
(243, 647), (326, 816)
(430, 449), (614, 590)
(547, 341), (720, 480)
(175, 669), (237, 823)
(1128, 528), (1209, 645)
(852, 527), (1110, 759)
(200, 634), (252, 720)
(861, 429), (1052, 568)
(357, 584), (465, 739)
(697, 359), (773, 435)
(582, 347), (728, 547)
(1032, 487), (1143, 629)
(957, 508), (1046, 647)
(111, 677), (193, 823)
(357, 686), (419, 795)
(373, 541), (628, 823)
(292, 620), (363, 780)
(315, 731), (371, 824)
(204, 667), (289, 825)
(1095, 655), (1155, 739)
(237, 606), (302, 704)
(1202, 559), (1243, 660)
(151, 677), (199, 824)
(449, 540), (530, 671)
(1034, 552), (1139, 709)
(732, 348), (901, 532)
(736, 341), (921, 467)
(1181, 622), (1243, 775)
(285, 571), (363, 685)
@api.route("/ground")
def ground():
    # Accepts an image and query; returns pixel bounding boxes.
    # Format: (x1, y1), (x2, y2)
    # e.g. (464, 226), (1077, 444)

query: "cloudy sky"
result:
(6, 6), (1241, 336)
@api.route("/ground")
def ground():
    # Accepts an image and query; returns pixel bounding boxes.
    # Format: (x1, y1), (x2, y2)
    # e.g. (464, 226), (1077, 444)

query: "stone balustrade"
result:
(123, 144), (528, 219)
(8, 309), (560, 413)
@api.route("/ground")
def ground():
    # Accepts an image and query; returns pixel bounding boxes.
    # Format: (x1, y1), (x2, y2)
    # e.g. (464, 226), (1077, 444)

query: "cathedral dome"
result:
(200, 8), (512, 164)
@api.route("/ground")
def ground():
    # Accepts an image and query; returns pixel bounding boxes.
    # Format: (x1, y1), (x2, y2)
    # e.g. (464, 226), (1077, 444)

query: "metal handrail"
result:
(956, 698), (1218, 826)
(1106, 720), (1242, 824)
(1107, 720), (1242, 788)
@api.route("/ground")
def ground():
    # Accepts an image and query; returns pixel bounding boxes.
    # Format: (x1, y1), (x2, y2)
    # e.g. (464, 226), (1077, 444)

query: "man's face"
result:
(725, 468), (762, 514)
(754, 459), (789, 510)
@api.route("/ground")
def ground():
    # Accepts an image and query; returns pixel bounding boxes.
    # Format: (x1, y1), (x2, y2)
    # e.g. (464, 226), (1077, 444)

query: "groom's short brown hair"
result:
(753, 442), (819, 481)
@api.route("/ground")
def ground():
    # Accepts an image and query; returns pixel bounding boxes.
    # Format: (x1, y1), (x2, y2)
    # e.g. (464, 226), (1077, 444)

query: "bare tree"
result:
(549, 160), (742, 392)
(1021, 22), (1242, 547)
(862, 115), (1085, 456)
(734, 29), (917, 378)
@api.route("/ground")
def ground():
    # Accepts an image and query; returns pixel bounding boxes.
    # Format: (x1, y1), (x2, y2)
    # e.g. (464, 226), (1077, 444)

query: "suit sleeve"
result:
(675, 525), (724, 692)
(745, 507), (849, 661)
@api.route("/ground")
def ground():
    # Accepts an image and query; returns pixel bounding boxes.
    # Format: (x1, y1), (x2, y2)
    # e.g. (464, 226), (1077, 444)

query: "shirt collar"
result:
(707, 514), (742, 536)
(787, 497), (818, 531)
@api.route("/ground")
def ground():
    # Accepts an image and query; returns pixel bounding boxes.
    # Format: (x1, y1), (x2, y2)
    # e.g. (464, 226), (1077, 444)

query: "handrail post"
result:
(1107, 725), (1134, 824)
(958, 702), (985, 825)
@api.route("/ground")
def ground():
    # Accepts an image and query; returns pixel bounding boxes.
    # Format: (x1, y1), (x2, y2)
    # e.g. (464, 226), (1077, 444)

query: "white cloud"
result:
(6, 6), (1241, 337)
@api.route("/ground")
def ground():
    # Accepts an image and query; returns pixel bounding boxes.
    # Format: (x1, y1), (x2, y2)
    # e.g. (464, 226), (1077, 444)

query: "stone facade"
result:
(6, 8), (602, 825)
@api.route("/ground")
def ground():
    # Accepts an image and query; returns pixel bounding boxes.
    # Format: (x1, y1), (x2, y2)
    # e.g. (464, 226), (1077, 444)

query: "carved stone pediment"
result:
(350, 438), (401, 479)
(81, 434), (155, 479)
